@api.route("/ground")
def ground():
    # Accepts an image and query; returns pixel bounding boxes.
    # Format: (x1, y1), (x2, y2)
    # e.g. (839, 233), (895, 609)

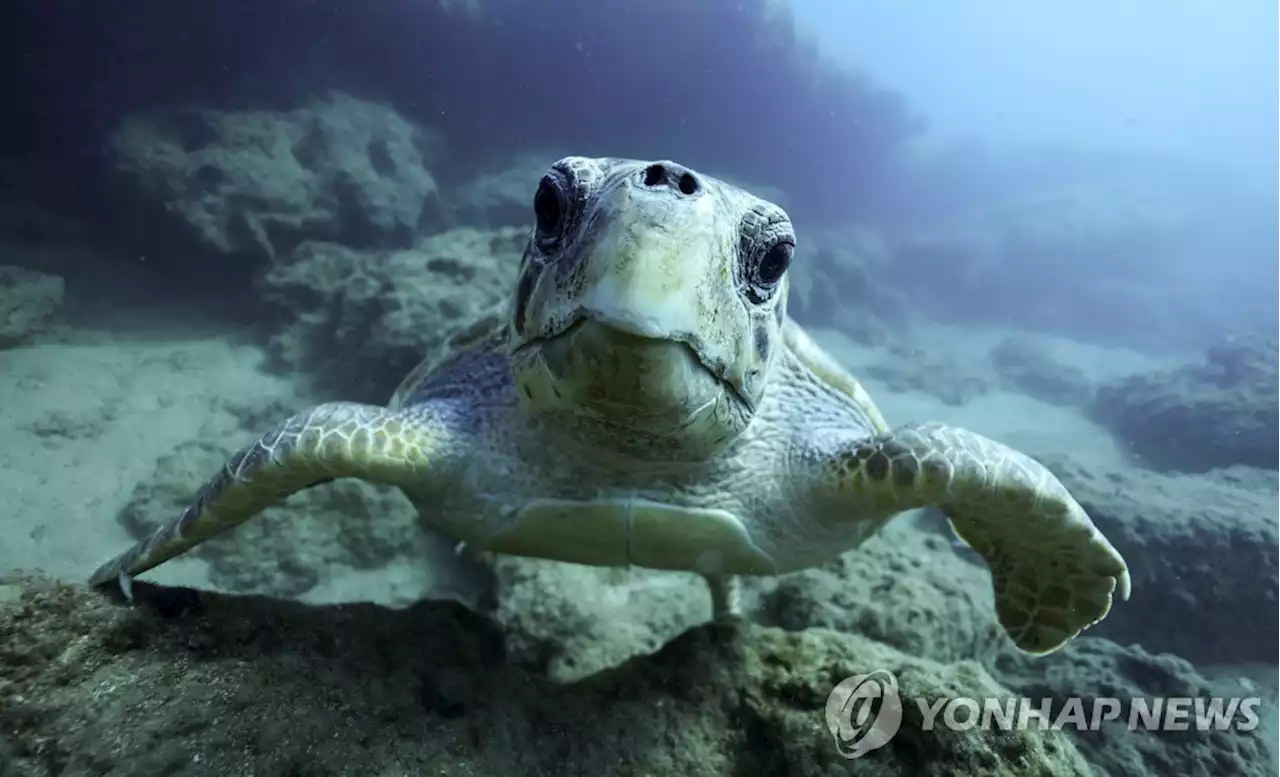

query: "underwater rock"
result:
(105, 92), (444, 271)
(0, 574), (1096, 776)
(756, 521), (1009, 666)
(484, 519), (1273, 775)
(259, 226), (523, 400)
(486, 556), (710, 682)
(862, 344), (992, 406)
(487, 520), (1012, 682)
(995, 637), (1271, 775)
(989, 334), (1094, 407)
(1092, 332), (1279, 472)
(1041, 453), (1279, 664)
(0, 265), (64, 348)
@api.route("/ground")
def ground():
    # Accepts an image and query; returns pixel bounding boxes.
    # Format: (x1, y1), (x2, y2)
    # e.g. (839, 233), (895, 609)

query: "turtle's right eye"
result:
(533, 173), (567, 240)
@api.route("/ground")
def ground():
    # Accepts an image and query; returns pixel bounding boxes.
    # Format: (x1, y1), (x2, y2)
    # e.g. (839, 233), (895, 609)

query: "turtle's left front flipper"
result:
(820, 422), (1131, 655)
(89, 401), (456, 596)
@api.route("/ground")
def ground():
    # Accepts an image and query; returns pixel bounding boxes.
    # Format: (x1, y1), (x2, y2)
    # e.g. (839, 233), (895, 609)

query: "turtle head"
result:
(506, 156), (794, 459)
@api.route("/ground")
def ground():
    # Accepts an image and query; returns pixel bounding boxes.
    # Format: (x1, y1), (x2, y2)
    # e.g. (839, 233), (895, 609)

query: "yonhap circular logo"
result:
(824, 670), (904, 759)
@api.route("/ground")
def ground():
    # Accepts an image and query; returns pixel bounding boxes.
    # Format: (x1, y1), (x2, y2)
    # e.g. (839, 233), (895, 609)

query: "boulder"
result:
(1092, 333), (1278, 472)
(106, 92), (444, 271)
(258, 226), (524, 399)
(989, 334), (1094, 407)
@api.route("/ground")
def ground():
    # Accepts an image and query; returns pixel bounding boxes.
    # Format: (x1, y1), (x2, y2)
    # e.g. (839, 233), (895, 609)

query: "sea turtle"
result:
(89, 156), (1130, 654)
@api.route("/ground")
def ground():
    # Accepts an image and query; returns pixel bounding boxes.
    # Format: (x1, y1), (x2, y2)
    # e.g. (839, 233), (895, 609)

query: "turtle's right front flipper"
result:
(812, 422), (1130, 655)
(89, 401), (456, 596)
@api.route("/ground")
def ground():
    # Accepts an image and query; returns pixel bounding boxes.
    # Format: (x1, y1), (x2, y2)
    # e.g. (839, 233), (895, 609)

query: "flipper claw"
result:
(117, 570), (134, 602)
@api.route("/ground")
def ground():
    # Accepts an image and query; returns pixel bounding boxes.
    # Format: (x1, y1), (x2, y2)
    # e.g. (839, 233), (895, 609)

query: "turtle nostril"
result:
(641, 163), (701, 196)
(643, 164), (664, 187)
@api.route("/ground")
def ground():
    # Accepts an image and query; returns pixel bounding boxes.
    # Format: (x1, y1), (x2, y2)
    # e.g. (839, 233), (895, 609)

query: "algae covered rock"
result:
(0, 575), (1093, 776)
(756, 521), (1009, 666)
(996, 637), (1270, 775)
(106, 92), (445, 271)
(1093, 332), (1278, 472)
(258, 226), (524, 399)
(485, 555), (710, 682)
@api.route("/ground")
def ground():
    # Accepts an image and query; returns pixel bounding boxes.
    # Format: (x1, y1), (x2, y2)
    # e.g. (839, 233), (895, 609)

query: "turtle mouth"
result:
(518, 315), (752, 412)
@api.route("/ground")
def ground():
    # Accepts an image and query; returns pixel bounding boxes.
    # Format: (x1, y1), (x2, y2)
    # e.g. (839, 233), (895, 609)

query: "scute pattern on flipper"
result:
(833, 421), (1131, 654)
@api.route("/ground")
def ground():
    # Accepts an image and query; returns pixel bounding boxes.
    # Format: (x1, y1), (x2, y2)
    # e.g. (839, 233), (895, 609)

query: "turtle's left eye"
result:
(757, 241), (793, 285)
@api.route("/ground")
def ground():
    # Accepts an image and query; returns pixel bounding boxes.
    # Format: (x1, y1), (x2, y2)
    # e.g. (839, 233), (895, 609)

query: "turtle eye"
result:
(757, 241), (793, 285)
(745, 240), (793, 303)
(533, 173), (567, 240)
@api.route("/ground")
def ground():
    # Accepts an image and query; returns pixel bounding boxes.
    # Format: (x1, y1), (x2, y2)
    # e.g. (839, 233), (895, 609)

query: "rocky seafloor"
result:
(1, 93), (1277, 776)
(0, 565), (1268, 777)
